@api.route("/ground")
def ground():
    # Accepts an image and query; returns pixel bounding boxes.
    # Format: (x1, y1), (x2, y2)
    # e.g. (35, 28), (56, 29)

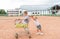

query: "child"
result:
(15, 19), (22, 39)
(33, 16), (44, 35)
(22, 10), (32, 38)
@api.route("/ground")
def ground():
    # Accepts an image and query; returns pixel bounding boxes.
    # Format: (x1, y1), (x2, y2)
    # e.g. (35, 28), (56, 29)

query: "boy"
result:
(33, 16), (44, 35)
(22, 10), (32, 38)
(15, 19), (22, 39)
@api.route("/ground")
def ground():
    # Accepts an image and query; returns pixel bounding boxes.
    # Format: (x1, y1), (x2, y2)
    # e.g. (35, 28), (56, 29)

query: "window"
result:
(38, 12), (39, 14)
(7, 11), (19, 12)
(20, 11), (22, 13)
(35, 12), (37, 14)
(32, 12), (34, 14)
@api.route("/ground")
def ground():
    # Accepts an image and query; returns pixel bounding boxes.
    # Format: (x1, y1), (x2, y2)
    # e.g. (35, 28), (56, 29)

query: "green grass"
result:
(0, 14), (8, 16)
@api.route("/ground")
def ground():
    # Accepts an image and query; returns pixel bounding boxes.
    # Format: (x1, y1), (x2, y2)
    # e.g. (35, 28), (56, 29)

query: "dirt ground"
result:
(0, 16), (60, 39)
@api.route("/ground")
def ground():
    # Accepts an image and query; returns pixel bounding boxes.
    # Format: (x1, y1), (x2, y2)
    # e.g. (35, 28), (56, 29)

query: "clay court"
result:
(0, 16), (60, 39)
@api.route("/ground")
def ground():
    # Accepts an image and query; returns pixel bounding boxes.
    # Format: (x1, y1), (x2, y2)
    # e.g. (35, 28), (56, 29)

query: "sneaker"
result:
(40, 32), (44, 35)
(15, 33), (18, 39)
(29, 36), (32, 39)
(36, 32), (44, 35)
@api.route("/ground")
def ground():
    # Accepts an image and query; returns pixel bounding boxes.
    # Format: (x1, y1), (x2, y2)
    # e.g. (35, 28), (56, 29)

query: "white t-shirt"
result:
(34, 19), (40, 26)
(22, 16), (29, 24)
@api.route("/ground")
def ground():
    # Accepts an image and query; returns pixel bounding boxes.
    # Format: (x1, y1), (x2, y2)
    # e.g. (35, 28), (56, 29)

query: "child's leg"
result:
(24, 28), (32, 38)
(37, 29), (40, 32)
(37, 25), (41, 32)
(37, 25), (42, 32)
(15, 33), (18, 39)
(36, 25), (43, 35)
(39, 25), (43, 33)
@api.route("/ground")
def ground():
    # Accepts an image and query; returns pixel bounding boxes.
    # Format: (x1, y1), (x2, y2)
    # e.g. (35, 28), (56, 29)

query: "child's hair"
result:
(31, 16), (37, 20)
(17, 19), (21, 20)
(24, 11), (28, 14)
(33, 16), (38, 20)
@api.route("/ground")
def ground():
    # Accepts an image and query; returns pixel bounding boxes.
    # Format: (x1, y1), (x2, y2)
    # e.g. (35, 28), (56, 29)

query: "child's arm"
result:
(29, 16), (35, 20)
(19, 19), (22, 23)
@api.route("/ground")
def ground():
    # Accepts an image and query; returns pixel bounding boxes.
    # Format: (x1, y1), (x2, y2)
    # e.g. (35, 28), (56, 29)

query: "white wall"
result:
(56, 10), (60, 14)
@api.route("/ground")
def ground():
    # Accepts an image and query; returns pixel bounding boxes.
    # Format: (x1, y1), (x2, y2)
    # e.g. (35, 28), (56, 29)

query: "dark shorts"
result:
(37, 25), (41, 30)
(24, 19), (29, 23)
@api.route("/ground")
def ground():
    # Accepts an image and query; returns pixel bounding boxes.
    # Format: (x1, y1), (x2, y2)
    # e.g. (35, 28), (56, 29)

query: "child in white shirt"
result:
(33, 16), (44, 35)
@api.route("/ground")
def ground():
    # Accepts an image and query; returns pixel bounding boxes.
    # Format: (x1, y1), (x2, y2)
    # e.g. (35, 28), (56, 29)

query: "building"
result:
(7, 4), (60, 16)
(7, 8), (22, 16)
(20, 5), (60, 16)
(20, 5), (52, 16)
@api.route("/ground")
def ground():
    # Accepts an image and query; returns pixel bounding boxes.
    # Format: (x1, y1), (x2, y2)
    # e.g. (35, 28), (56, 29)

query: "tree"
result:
(51, 5), (60, 14)
(0, 9), (7, 14)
